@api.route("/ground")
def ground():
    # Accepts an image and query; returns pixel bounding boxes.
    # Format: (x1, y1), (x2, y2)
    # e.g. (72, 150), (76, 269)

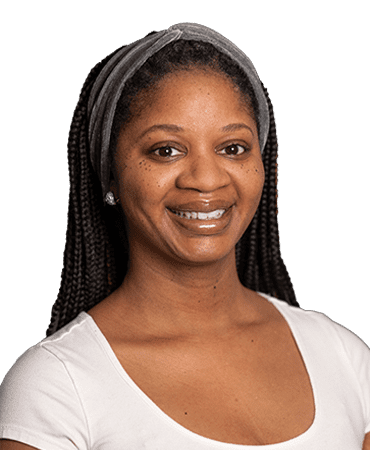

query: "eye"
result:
(152, 146), (183, 158)
(218, 144), (249, 157)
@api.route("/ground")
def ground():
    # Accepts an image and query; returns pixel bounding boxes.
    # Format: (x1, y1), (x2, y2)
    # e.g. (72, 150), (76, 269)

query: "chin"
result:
(167, 237), (236, 266)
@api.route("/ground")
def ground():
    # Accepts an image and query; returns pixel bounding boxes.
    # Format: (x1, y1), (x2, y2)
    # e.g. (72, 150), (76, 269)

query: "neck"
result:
(112, 248), (256, 339)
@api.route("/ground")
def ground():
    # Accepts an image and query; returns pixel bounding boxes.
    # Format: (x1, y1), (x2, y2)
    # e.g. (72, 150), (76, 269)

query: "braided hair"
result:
(46, 39), (297, 336)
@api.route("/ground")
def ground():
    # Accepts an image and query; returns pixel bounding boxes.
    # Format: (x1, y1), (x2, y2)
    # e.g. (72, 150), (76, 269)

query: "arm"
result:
(0, 440), (39, 450)
(363, 433), (370, 450)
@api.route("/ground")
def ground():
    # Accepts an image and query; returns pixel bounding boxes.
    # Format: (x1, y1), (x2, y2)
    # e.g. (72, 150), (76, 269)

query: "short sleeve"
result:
(333, 321), (370, 434)
(0, 345), (90, 450)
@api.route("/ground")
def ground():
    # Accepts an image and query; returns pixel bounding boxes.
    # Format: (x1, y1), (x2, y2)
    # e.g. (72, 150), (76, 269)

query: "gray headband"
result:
(87, 23), (269, 197)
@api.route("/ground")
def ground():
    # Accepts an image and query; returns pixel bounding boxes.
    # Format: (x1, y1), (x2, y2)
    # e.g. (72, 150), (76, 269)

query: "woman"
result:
(1, 23), (370, 449)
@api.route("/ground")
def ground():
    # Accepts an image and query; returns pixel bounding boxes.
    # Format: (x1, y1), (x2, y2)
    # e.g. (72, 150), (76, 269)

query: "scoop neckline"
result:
(81, 294), (319, 448)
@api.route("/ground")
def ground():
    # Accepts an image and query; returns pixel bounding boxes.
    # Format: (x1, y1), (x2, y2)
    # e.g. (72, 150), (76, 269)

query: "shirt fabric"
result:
(1, 294), (370, 449)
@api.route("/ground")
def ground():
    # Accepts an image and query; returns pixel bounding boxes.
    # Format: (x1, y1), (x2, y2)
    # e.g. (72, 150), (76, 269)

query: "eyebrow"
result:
(139, 122), (254, 139)
(139, 124), (184, 139)
(221, 123), (254, 135)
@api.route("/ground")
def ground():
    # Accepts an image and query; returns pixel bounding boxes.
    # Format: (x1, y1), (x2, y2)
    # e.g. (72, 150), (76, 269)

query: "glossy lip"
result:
(166, 203), (234, 235)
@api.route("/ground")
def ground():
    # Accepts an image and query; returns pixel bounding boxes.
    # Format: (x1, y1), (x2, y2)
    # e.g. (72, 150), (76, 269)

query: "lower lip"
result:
(167, 207), (233, 235)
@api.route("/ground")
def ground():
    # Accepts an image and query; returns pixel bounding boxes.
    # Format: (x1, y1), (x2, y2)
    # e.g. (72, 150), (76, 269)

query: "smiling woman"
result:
(1, 23), (370, 450)
(82, 28), (296, 316)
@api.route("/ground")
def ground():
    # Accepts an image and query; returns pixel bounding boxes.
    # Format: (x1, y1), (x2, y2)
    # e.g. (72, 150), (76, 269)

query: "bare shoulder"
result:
(0, 440), (39, 450)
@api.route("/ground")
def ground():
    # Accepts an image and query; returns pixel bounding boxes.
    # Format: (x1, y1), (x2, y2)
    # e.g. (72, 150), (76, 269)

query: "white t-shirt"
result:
(1, 294), (370, 449)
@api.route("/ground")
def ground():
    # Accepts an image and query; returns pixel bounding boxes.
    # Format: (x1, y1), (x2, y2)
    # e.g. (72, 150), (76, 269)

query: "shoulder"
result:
(271, 295), (370, 433)
(261, 293), (370, 369)
(265, 293), (365, 338)
(1, 343), (70, 398)
(2, 312), (94, 377)
(0, 312), (100, 398)
(0, 314), (93, 449)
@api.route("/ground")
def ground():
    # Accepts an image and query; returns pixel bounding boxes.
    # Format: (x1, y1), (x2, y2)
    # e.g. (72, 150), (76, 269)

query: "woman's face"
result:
(113, 69), (265, 265)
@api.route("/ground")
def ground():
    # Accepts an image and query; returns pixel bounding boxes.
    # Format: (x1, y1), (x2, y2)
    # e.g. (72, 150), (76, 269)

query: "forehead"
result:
(127, 68), (255, 128)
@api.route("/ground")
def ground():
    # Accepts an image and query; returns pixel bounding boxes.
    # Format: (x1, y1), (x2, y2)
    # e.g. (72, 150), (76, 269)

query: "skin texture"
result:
(90, 69), (317, 445)
(365, 434), (370, 449)
(106, 69), (270, 346)
(0, 443), (38, 450)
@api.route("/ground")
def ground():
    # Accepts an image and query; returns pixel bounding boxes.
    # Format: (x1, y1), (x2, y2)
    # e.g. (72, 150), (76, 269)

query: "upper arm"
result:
(363, 433), (370, 450)
(0, 440), (40, 450)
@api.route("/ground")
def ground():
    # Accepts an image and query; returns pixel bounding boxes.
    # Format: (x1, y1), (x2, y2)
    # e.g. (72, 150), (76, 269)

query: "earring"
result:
(105, 191), (118, 206)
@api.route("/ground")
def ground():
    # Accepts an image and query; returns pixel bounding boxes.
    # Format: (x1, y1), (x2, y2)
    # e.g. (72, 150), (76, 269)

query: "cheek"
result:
(238, 160), (265, 202)
(116, 160), (174, 216)
(231, 166), (264, 239)
(253, 163), (265, 194)
(118, 163), (151, 210)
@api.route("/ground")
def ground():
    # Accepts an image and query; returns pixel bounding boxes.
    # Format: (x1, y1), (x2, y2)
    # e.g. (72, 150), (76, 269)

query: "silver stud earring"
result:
(105, 191), (118, 206)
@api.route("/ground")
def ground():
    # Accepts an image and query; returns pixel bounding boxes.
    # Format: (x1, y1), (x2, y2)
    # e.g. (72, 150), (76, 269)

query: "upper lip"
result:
(167, 200), (234, 213)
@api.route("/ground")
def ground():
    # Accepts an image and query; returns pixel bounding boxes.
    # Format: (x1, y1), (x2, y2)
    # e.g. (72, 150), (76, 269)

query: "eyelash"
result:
(151, 143), (250, 159)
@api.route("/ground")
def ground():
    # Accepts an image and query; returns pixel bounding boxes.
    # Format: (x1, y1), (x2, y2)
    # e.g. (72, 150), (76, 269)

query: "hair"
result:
(46, 38), (298, 337)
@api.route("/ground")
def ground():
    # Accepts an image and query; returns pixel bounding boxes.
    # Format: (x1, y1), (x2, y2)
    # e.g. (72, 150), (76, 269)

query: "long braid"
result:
(262, 86), (296, 304)
(237, 85), (297, 305)
(47, 52), (123, 336)
(260, 92), (277, 294)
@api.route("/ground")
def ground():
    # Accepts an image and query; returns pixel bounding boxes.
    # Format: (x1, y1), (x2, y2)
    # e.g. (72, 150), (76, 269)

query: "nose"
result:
(175, 147), (231, 193)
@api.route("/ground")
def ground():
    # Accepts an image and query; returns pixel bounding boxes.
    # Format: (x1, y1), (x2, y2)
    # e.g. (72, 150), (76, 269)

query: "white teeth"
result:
(172, 209), (226, 220)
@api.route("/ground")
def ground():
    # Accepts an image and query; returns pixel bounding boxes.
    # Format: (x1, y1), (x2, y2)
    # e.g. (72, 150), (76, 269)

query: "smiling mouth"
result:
(167, 204), (233, 235)
(169, 209), (227, 220)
